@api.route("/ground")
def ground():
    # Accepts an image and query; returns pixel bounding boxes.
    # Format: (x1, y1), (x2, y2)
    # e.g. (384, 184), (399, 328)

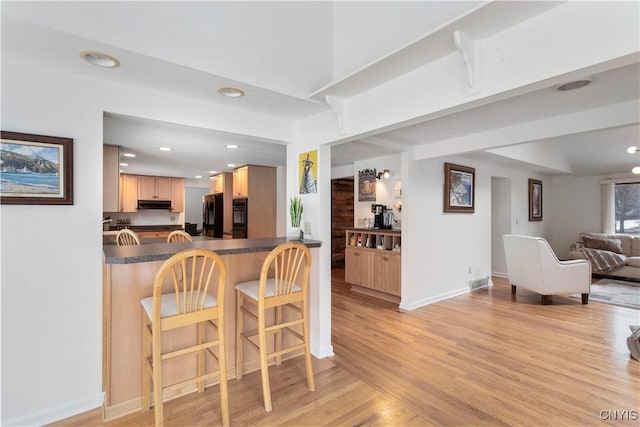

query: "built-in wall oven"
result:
(232, 198), (248, 238)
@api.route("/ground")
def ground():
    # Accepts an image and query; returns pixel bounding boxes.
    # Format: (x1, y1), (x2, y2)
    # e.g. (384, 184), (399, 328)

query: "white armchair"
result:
(503, 234), (591, 305)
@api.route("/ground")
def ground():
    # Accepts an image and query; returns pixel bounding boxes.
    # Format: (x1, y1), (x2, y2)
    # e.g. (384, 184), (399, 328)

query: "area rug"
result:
(571, 279), (640, 309)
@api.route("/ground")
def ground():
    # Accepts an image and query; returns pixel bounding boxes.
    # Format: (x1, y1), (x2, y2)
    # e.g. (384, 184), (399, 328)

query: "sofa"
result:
(568, 232), (640, 282)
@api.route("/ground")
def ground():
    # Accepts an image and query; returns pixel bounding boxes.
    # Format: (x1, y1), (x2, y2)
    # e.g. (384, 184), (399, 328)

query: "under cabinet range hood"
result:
(137, 200), (172, 210)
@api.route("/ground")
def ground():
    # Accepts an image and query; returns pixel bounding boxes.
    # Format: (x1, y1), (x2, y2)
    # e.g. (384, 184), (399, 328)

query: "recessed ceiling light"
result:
(557, 78), (592, 91)
(633, 166), (640, 174)
(158, 147), (172, 151)
(80, 50), (120, 68)
(217, 87), (245, 98)
(195, 175), (202, 179)
(209, 170), (217, 174)
(122, 153), (135, 158)
(227, 163), (236, 168)
(119, 162), (128, 166)
(627, 146), (639, 154)
(225, 144), (239, 149)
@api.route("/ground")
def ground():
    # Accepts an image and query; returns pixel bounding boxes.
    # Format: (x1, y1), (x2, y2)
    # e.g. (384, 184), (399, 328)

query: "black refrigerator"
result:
(203, 193), (223, 238)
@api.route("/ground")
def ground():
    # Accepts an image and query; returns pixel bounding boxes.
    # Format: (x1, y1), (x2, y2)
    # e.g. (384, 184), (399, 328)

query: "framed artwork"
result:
(444, 162), (475, 213)
(0, 131), (73, 205)
(358, 168), (377, 202)
(529, 178), (542, 221)
(299, 149), (317, 194)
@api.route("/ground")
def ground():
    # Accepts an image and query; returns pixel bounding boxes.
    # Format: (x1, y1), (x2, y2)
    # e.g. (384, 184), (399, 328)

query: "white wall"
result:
(491, 177), (511, 276)
(185, 186), (209, 226)
(400, 155), (551, 310)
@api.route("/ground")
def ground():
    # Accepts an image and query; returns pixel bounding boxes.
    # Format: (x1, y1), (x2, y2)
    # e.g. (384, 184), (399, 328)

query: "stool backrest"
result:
(116, 228), (140, 246)
(167, 230), (193, 243)
(260, 242), (311, 299)
(153, 249), (226, 321)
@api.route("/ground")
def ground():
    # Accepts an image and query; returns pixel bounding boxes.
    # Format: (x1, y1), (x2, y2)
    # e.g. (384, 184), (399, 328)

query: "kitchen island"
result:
(102, 237), (321, 420)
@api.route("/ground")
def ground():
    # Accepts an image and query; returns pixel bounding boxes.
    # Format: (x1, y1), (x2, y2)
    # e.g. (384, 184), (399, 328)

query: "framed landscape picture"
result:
(529, 178), (542, 221)
(0, 131), (73, 205)
(444, 162), (475, 213)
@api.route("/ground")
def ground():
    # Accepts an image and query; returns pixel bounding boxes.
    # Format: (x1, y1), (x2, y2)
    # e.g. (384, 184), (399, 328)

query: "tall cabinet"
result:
(233, 165), (276, 239)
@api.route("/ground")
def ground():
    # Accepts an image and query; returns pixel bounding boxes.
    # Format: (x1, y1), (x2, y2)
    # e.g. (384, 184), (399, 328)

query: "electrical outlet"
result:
(304, 221), (312, 234)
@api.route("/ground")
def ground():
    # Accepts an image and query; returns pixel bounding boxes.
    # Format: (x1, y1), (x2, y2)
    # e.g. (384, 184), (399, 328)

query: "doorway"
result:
(331, 177), (354, 269)
(491, 177), (511, 277)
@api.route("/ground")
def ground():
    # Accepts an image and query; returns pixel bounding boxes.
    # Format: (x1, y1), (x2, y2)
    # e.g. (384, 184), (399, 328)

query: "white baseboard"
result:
(399, 286), (470, 311)
(492, 270), (508, 278)
(3, 392), (103, 427)
(312, 344), (335, 358)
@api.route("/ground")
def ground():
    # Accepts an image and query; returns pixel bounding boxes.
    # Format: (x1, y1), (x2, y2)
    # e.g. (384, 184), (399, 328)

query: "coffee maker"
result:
(371, 204), (388, 229)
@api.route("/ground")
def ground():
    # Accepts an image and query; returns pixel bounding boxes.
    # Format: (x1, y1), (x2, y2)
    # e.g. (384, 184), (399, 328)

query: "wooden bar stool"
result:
(141, 249), (229, 426)
(116, 228), (140, 246)
(167, 230), (193, 243)
(235, 241), (315, 411)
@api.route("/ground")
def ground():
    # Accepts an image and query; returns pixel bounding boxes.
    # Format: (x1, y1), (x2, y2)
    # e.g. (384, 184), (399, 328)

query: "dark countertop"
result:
(104, 237), (322, 264)
(107, 224), (183, 231)
(347, 228), (402, 234)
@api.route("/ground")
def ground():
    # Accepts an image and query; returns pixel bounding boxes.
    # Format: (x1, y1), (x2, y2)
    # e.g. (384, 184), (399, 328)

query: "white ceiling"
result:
(2, 1), (639, 183)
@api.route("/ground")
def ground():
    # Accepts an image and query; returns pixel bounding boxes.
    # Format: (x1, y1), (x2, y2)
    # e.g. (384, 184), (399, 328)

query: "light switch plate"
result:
(304, 221), (312, 234)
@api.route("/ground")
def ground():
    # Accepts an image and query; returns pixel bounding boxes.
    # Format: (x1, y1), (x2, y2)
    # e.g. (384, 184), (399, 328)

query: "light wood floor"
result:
(51, 271), (640, 426)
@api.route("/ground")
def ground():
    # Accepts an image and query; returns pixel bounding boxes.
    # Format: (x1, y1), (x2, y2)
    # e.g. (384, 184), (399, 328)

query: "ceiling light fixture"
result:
(122, 153), (135, 158)
(557, 77), (592, 91)
(227, 163), (236, 168)
(119, 162), (128, 167)
(209, 170), (217, 174)
(158, 147), (172, 151)
(79, 50), (120, 68)
(195, 175), (202, 179)
(225, 144), (239, 149)
(633, 167), (640, 175)
(217, 87), (245, 98)
(627, 146), (639, 154)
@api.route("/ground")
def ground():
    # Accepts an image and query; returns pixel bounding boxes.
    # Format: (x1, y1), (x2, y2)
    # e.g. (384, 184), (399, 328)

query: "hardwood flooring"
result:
(51, 271), (640, 426)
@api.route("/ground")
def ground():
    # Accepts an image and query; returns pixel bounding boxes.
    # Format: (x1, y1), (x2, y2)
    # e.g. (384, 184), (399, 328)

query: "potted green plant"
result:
(290, 196), (303, 240)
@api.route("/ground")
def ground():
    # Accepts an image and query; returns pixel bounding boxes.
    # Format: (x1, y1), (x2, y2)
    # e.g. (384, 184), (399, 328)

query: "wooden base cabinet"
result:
(344, 229), (401, 301)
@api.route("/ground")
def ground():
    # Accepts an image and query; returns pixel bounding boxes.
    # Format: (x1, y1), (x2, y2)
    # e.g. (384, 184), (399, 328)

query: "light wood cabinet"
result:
(103, 145), (120, 212)
(344, 229), (401, 300)
(171, 178), (185, 212)
(232, 166), (249, 198)
(210, 173), (230, 195)
(232, 166), (276, 238)
(345, 247), (371, 286)
(138, 176), (172, 200)
(119, 174), (138, 213)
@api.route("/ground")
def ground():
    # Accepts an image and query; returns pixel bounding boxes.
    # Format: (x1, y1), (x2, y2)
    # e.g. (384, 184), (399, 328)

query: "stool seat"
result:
(235, 278), (301, 300)
(141, 292), (218, 318)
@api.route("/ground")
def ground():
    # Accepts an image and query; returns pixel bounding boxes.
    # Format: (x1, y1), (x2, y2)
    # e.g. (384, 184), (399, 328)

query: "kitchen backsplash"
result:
(104, 211), (184, 229)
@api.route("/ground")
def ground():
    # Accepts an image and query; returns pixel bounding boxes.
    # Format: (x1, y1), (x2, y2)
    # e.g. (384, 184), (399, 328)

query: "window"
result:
(615, 182), (640, 234)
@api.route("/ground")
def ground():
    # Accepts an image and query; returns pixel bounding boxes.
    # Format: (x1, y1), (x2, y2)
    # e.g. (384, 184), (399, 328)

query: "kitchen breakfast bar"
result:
(102, 237), (322, 420)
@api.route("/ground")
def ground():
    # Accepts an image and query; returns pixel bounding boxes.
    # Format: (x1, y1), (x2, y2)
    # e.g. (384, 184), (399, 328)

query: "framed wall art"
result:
(358, 168), (377, 202)
(444, 162), (475, 213)
(0, 131), (73, 205)
(299, 149), (317, 194)
(528, 178), (542, 221)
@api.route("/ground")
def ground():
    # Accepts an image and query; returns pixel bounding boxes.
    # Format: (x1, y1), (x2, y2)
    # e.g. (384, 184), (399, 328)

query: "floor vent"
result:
(469, 277), (490, 291)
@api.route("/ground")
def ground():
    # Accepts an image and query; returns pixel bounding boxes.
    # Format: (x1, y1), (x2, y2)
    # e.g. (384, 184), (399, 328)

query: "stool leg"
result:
(302, 298), (315, 392)
(235, 291), (244, 380)
(152, 326), (164, 426)
(217, 316), (230, 426)
(142, 312), (151, 411)
(275, 305), (283, 366)
(258, 308), (272, 411)
(197, 322), (205, 392)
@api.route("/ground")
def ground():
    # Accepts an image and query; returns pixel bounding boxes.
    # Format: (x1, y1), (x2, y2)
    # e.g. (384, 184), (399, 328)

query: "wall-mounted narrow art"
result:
(358, 168), (377, 202)
(529, 178), (542, 221)
(444, 162), (474, 213)
(299, 149), (317, 194)
(0, 131), (73, 205)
